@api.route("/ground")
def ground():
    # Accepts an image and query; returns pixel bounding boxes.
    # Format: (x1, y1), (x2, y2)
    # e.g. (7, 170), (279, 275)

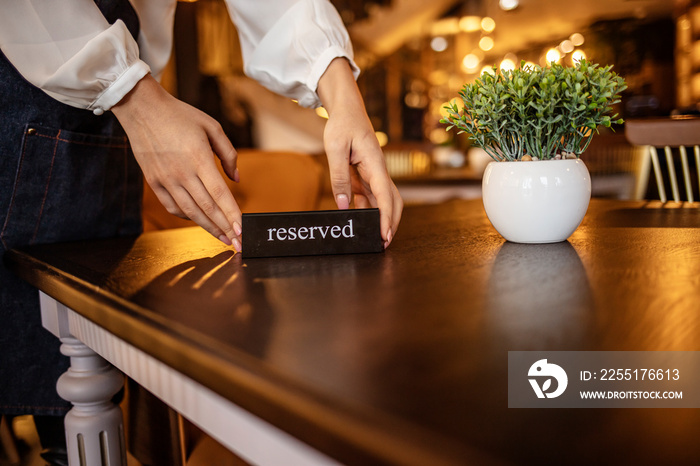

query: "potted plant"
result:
(441, 59), (627, 243)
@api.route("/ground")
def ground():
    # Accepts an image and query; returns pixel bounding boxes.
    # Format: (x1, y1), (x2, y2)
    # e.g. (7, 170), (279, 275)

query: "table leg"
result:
(38, 292), (339, 466)
(55, 336), (126, 466)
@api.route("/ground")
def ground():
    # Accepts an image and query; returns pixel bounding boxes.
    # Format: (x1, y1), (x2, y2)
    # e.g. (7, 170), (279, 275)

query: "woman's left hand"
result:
(318, 58), (403, 248)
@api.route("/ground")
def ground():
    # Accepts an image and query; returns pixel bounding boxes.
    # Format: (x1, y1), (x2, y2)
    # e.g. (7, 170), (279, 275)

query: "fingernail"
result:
(233, 168), (240, 183)
(218, 234), (232, 246)
(233, 238), (242, 252)
(336, 194), (349, 210)
(234, 221), (242, 236)
(384, 229), (393, 249)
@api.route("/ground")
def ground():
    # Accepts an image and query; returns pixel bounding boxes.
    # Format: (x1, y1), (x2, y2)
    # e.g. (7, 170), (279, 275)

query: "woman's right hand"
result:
(112, 74), (243, 250)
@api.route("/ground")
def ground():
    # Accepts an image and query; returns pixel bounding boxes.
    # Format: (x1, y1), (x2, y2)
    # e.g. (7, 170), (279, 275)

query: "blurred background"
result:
(156, 0), (699, 210)
(6, 3), (699, 464)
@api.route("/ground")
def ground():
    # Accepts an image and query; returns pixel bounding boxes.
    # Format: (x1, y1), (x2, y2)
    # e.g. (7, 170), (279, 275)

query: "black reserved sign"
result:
(241, 209), (383, 258)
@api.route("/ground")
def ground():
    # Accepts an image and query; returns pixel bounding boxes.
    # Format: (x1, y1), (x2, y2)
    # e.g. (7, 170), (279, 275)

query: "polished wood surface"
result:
(626, 116), (700, 147)
(6, 199), (700, 465)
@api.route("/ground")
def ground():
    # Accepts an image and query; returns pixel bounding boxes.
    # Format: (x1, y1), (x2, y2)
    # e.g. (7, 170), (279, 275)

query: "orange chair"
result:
(142, 149), (325, 231)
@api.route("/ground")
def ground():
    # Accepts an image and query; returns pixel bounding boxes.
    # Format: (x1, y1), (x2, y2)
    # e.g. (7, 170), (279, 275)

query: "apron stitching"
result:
(31, 131), (61, 243)
(33, 132), (128, 149)
(0, 132), (31, 250)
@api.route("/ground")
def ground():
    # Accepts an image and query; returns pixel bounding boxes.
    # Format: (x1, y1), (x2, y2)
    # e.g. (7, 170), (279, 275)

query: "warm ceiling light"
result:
(481, 17), (496, 33)
(479, 36), (494, 51)
(499, 0), (519, 11)
(431, 36), (448, 52)
(571, 49), (587, 63)
(459, 16), (482, 32)
(546, 48), (561, 64)
(570, 33), (585, 46)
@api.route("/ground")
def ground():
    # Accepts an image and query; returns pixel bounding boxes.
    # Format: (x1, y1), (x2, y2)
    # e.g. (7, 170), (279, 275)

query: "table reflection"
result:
(486, 241), (593, 348)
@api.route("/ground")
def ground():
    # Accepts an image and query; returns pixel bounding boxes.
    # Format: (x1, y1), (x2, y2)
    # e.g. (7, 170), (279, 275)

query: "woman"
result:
(0, 0), (402, 461)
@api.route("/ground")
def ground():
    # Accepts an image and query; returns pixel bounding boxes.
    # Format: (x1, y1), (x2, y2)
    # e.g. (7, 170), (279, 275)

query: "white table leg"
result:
(40, 293), (126, 466)
(38, 292), (338, 466)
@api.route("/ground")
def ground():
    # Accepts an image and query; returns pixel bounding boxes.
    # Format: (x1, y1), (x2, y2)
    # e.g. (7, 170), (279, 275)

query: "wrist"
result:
(111, 74), (166, 124)
(317, 57), (365, 116)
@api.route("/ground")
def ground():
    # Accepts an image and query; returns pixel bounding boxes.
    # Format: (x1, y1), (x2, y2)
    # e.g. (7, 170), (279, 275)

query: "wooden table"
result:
(6, 199), (700, 465)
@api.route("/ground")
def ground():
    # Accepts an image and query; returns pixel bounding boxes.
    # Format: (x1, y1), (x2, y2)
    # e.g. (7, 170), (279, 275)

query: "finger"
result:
(354, 194), (371, 209)
(350, 167), (376, 206)
(387, 184), (403, 248)
(169, 183), (240, 250)
(151, 184), (188, 219)
(198, 165), (243, 240)
(149, 170), (241, 249)
(325, 141), (352, 209)
(208, 123), (240, 182)
(187, 176), (242, 248)
(375, 181), (401, 247)
(380, 183), (403, 247)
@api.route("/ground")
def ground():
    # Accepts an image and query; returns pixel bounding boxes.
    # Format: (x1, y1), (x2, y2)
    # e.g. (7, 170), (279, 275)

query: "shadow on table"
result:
(130, 250), (274, 357)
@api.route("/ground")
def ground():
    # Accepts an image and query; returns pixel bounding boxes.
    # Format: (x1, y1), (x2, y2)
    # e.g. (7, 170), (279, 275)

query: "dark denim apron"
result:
(0, 1), (143, 416)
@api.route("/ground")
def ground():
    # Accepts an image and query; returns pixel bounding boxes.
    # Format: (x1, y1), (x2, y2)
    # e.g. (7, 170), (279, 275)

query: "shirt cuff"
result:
(89, 60), (151, 115)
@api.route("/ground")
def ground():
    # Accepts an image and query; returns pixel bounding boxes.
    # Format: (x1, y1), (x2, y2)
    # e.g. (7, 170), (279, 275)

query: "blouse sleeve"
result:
(0, 0), (151, 115)
(224, 0), (360, 108)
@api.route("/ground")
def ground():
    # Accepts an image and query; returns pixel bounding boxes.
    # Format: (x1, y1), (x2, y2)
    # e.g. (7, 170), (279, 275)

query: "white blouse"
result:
(0, 0), (358, 114)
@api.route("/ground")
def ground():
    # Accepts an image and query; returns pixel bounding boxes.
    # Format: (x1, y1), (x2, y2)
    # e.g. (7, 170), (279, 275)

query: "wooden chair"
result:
(625, 116), (700, 202)
(582, 133), (650, 200)
(142, 149), (325, 231)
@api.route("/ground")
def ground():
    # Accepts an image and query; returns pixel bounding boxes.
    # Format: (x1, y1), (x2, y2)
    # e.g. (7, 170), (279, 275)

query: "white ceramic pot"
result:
(482, 159), (591, 243)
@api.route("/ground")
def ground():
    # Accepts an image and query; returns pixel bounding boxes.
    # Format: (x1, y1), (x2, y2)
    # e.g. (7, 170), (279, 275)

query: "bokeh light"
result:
(479, 36), (495, 51)
(431, 36), (448, 52)
(560, 39), (574, 54)
(570, 33), (585, 46)
(571, 49), (587, 63)
(499, 0), (519, 11)
(546, 48), (562, 64)
(481, 17), (496, 32)
(500, 57), (516, 72)
(462, 53), (482, 73)
(459, 16), (482, 32)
